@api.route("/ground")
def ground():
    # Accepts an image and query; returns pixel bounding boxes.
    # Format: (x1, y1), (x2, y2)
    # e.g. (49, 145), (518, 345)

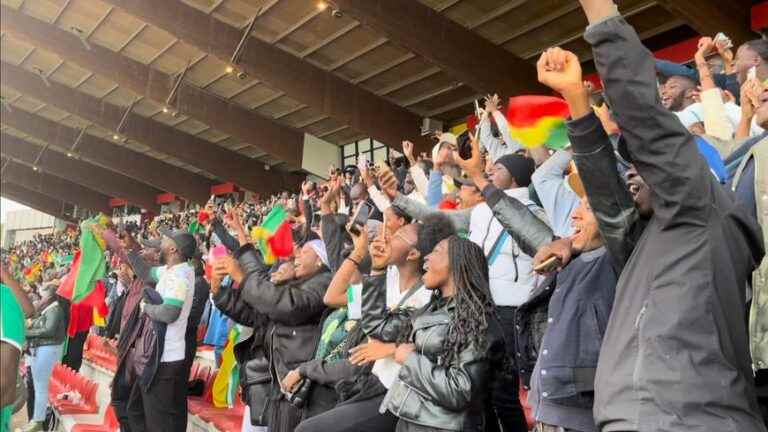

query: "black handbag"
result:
(288, 321), (359, 408)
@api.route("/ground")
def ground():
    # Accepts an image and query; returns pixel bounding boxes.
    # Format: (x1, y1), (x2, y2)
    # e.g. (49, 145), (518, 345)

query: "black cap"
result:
(158, 227), (198, 261)
(494, 154), (535, 187)
(452, 174), (478, 190)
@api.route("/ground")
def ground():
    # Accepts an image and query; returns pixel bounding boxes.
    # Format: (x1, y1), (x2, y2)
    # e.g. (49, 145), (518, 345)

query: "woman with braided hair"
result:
(382, 235), (504, 432)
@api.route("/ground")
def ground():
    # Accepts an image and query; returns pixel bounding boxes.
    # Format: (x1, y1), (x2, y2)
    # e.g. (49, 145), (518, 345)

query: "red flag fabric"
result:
(267, 221), (294, 258)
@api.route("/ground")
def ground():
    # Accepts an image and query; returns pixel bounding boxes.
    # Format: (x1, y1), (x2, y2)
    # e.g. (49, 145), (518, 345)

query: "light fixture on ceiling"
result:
(225, 65), (234, 74)
(69, 26), (91, 50)
(317, 1), (327, 10)
(113, 134), (120, 140)
(162, 106), (169, 113)
(33, 67), (51, 87)
(66, 152), (73, 158)
(32, 165), (39, 172)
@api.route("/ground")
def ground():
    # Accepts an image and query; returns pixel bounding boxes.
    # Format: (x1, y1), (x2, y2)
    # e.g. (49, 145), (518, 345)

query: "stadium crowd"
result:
(2, 0), (768, 431)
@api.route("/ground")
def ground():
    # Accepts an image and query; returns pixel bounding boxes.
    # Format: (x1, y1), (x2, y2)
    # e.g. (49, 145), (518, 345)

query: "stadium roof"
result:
(0, 0), (759, 215)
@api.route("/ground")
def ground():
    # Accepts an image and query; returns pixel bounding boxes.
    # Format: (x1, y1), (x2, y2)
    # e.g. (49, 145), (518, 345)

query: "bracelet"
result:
(347, 256), (360, 267)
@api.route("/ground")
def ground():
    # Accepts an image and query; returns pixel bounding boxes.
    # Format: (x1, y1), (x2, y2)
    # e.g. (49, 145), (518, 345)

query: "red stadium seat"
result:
(208, 404), (245, 432)
(49, 367), (99, 416)
(71, 405), (119, 432)
(188, 370), (217, 415)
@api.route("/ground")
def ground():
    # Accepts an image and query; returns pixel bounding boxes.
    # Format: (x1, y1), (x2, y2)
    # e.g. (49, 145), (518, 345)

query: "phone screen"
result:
(211, 244), (228, 259)
(349, 202), (371, 235)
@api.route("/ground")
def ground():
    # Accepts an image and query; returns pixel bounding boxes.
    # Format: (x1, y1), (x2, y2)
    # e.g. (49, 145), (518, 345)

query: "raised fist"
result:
(536, 47), (584, 96)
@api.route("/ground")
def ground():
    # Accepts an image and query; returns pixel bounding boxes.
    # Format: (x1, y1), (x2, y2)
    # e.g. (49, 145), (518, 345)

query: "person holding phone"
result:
(455, 114), (622, 432)
(212, 235), (332, 431)
(294, 214), (455, 432)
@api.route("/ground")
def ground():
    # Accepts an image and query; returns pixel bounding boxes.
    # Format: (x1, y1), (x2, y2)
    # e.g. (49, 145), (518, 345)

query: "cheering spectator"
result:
(572, 1), (765, 430)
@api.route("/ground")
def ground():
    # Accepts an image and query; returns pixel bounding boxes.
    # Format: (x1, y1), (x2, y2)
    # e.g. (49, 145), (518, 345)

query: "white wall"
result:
(3, 208), (57, 247)
(301, 134), (340, 179)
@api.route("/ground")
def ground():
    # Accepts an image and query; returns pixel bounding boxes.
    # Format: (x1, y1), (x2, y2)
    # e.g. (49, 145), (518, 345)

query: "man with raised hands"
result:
(543, 1), (766, 431)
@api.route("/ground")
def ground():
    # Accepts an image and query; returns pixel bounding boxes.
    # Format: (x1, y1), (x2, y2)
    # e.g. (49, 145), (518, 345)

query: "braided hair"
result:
(442, 235), (495, 366)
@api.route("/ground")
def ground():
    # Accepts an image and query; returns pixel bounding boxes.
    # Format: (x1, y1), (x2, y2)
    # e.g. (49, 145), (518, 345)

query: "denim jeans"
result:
(28, 344), (63, 421)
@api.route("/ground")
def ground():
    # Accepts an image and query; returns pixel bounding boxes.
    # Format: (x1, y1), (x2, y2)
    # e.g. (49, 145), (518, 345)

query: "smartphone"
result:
(348, 202), (372, 236)
(748, 65), (757, 81)
(533, 255), (562, 274)
(211, 244), (228, 260)
(357, 155), (369, 173)
(713, 32), (733, 51)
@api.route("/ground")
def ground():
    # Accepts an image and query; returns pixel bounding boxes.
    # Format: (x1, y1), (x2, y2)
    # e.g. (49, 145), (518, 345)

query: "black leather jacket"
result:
(383, 298), (504, 431)
(27, 301), (67, 348)
(215, 244), (331, 424)
(360, 273), (418, 342)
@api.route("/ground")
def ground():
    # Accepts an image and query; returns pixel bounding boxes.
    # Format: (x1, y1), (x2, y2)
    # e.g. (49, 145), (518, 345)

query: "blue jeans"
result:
(28, 344), (63, 421)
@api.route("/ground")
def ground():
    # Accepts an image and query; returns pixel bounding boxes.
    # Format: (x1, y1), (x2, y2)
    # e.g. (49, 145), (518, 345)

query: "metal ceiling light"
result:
(317, 1), (327, 10)
(229, 6), (262, 72)
(113, 97), (139, 142)
(33, 67), (50, 87)
(69, 26), (91, 50)
(32, 143), (49, 172)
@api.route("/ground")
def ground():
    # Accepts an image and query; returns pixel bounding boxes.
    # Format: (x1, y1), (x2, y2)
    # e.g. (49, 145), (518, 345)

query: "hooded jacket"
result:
(581, 13), (765, 432)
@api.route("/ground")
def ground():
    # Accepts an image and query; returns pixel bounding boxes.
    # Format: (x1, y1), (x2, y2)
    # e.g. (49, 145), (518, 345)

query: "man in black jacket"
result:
(547, 2), (766, 430)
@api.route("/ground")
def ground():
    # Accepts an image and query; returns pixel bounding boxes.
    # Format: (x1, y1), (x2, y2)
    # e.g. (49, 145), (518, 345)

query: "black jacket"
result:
(184, 275), (210, 364)
(216, 244), (331, 424)
(382, 297), (504, 431)
(237, 245), (331, 377)
(581, 14), (765, 432)
(26, 301), (67, 348)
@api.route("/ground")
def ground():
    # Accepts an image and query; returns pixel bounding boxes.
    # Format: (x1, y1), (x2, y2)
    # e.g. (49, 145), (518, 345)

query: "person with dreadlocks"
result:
(380, 235), (503, 432)
(293, 213), (455, 432)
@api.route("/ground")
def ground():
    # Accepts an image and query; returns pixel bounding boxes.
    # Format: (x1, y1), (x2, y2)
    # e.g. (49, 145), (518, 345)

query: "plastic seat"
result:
(71, 405), (119, 432)
(209, 404), (245, 432)
(51, 372), (99, 415)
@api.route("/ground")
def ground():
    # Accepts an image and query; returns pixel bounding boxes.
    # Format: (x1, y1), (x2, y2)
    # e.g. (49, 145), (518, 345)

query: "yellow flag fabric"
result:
(212, 325), (241, 408)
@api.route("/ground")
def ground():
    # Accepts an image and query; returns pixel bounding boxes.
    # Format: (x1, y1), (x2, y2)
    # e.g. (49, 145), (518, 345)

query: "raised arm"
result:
(211, 218), (241, 252)
(535, 46), (640, 268)
(391, 193), (471, 232)
(531, 150), (580, 237)
(568, 112), (641, 268)
(581, 0), (711, 226)
(481, 185), (554, 257)
(453, 124), (554, 257)
(238, 259), (329, 326)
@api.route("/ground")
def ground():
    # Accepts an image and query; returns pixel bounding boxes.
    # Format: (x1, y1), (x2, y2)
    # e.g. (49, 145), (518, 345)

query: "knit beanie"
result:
(495, 154), (535, 187)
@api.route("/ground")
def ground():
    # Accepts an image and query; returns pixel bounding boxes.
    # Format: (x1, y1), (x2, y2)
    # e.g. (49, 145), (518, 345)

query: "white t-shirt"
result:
(151, 262), (195, 362)
(373, 270), (433, 389)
